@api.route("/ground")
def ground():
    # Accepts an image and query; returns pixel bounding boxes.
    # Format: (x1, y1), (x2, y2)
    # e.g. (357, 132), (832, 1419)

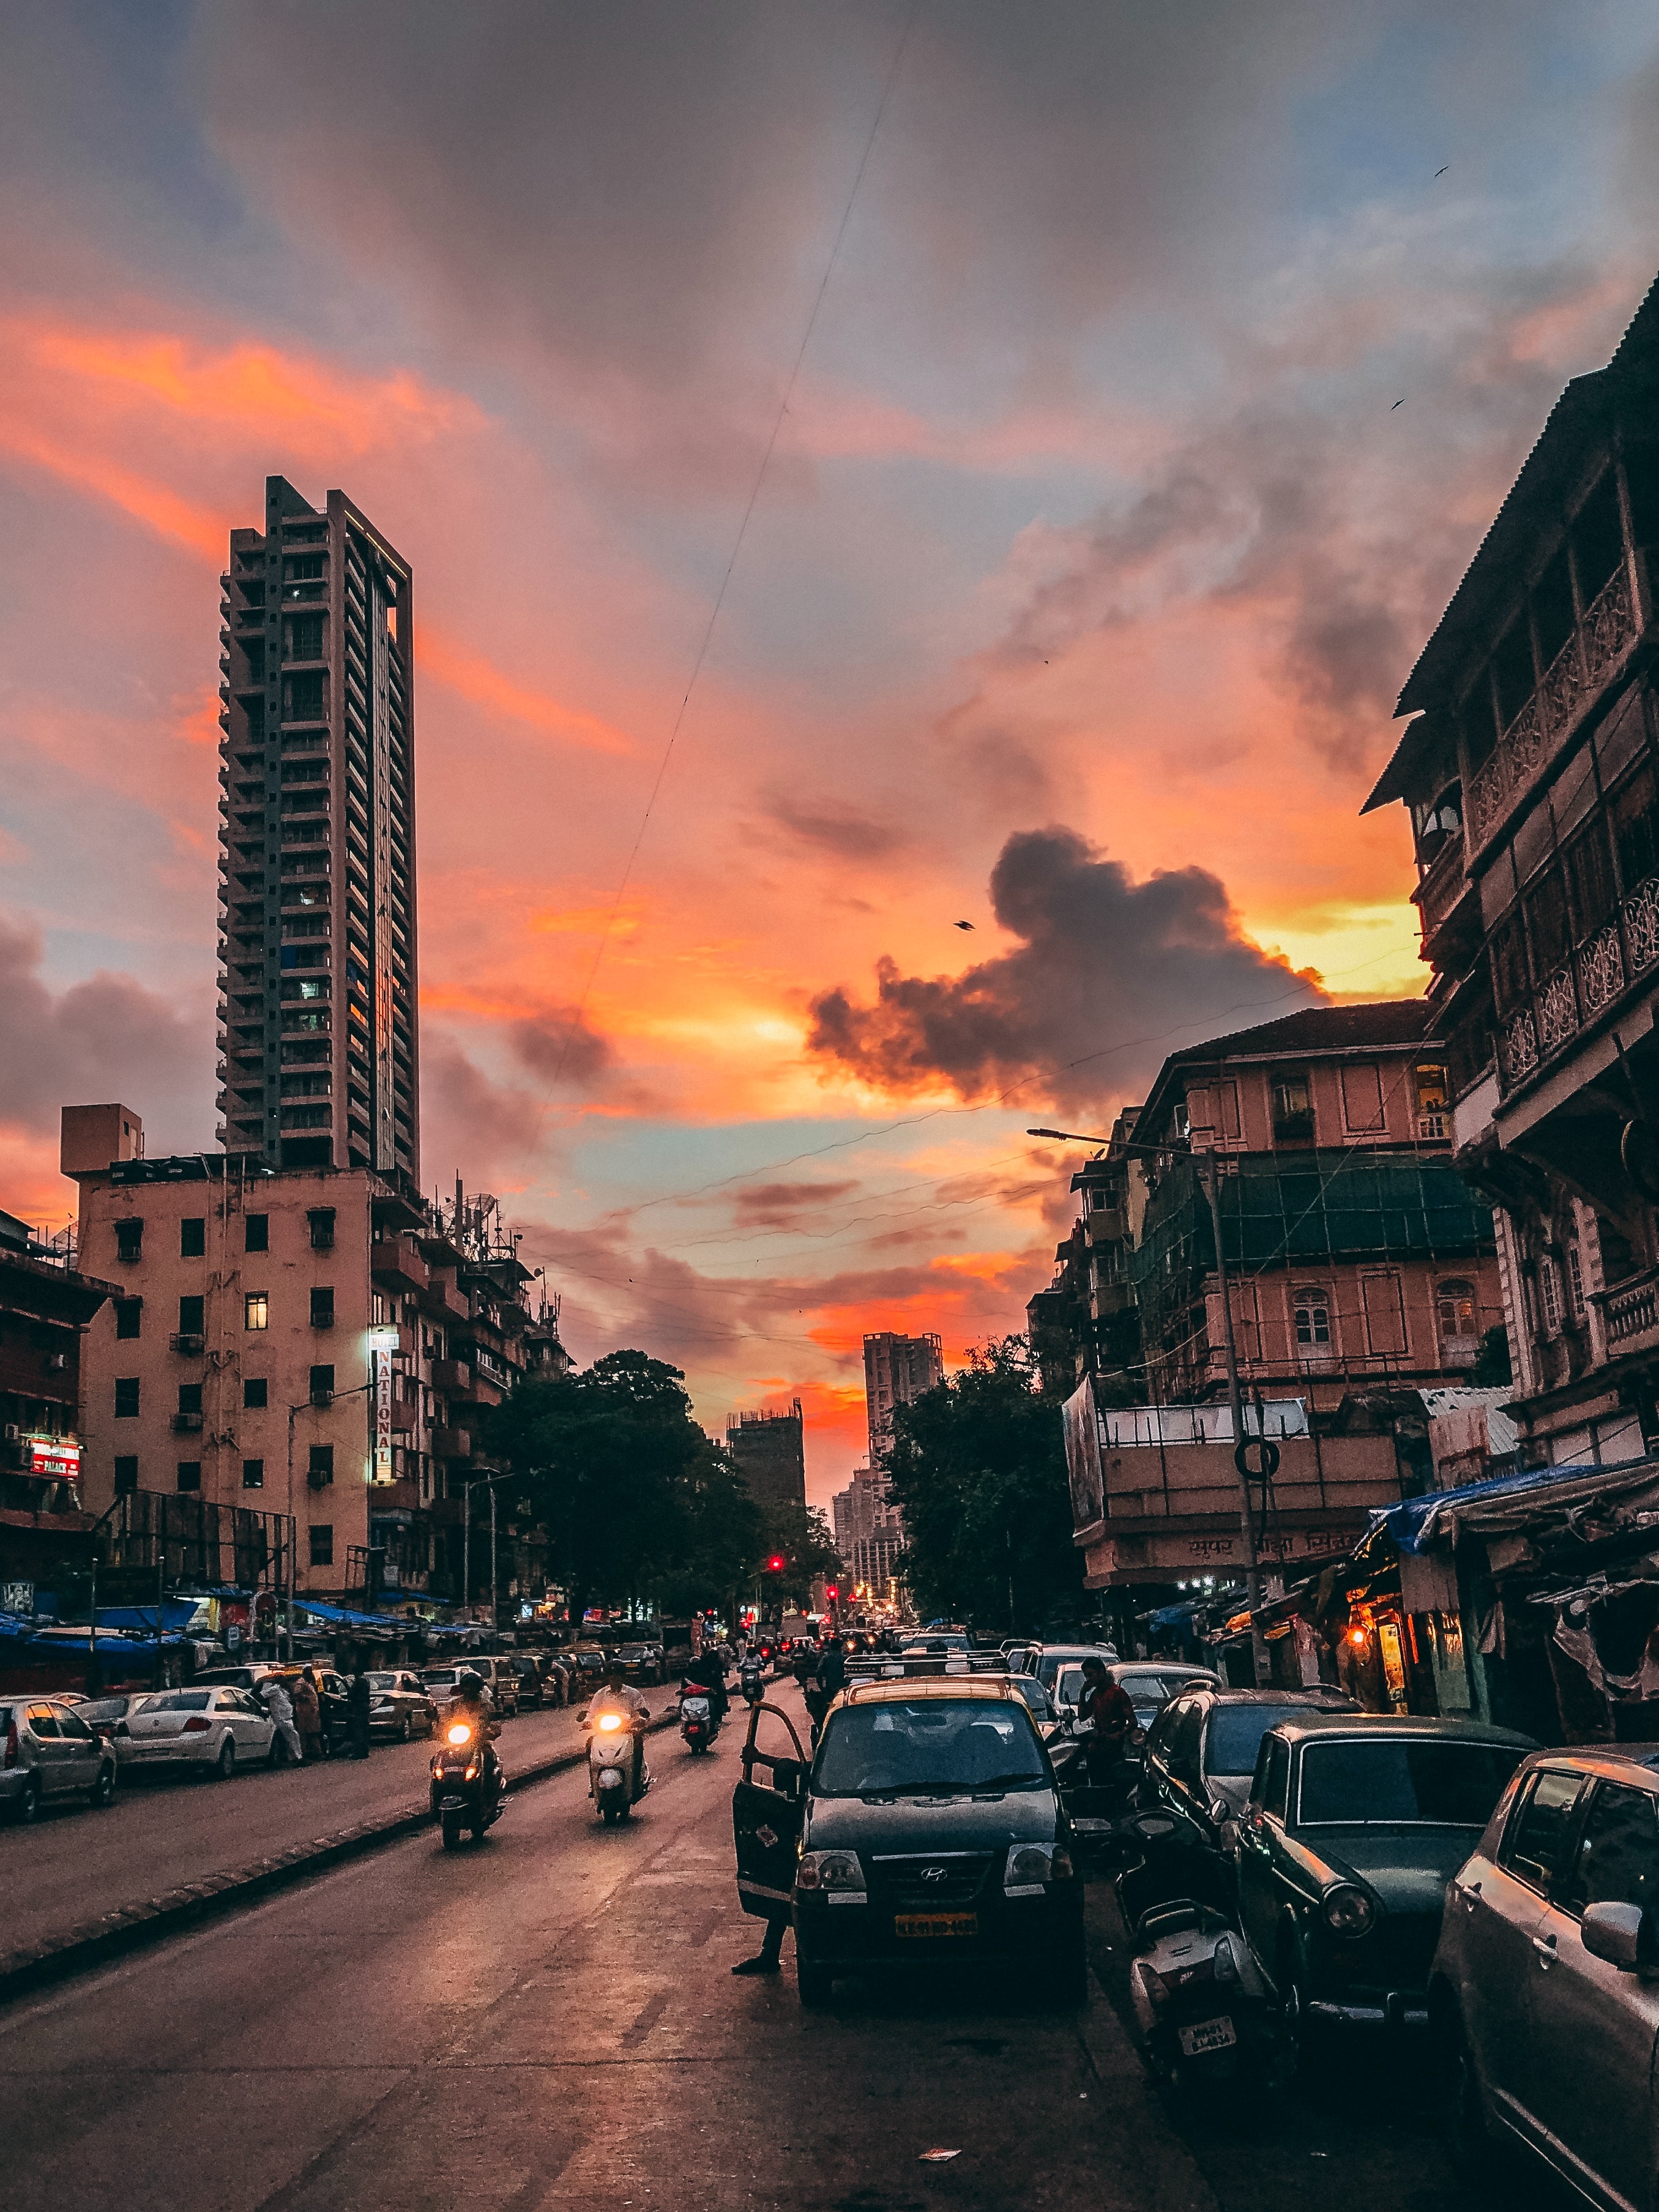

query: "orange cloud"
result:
(0, 423), (223, 559)
(419, 625), (634, 757)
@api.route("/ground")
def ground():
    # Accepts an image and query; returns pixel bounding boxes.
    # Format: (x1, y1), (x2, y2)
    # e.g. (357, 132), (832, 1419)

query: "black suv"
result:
(735, 1675), (1086, 2007)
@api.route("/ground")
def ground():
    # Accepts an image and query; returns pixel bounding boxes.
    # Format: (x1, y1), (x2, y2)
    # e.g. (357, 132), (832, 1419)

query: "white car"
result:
(116, 1687), (277, 1777)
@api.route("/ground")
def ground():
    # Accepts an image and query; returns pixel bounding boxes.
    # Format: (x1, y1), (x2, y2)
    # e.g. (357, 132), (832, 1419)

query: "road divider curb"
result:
(0, 1713), (680, 2006)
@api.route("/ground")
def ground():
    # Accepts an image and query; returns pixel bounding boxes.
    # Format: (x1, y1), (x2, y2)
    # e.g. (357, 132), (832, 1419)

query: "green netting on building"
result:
(1128, 1149), (1495, 1363)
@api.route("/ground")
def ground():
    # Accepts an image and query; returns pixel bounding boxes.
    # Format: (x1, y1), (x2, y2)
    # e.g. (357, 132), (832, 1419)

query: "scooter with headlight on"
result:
(584, 1705), (651, 1823)
(429, 1714), (505, 1850)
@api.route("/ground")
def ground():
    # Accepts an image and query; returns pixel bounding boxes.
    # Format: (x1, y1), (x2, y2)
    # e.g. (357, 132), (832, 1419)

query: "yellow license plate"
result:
(895, 1912), (978, 1940)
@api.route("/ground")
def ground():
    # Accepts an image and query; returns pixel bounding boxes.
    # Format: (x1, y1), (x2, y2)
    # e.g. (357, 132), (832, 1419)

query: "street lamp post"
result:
(461, 1471), (518, 1631)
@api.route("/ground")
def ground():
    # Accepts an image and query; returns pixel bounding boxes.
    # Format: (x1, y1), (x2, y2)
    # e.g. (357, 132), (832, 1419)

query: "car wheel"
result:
(91, 1763), (117, 1809)
(797, 1958), (834, 2007)
(399, 1713), (413, 1743)
(215, 1736), (236, 1781)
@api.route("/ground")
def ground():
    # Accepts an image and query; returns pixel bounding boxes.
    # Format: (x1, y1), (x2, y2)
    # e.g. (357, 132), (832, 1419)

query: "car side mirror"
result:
(1581, 1901), (1650, 1973)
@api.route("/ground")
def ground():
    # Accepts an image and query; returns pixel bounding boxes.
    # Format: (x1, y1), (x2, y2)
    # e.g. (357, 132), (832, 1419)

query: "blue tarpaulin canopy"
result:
(294, 1598), (420, 1632)
(1367, 1455), (1655, 1555)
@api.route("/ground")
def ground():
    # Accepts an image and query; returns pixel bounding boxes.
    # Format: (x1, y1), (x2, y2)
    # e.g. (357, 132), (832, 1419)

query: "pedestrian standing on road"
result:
(293, 1669), (324, 1762)
(1077, 1659), (1135, 1796)
(346, 1662), (373, 1759)
(264, 1677), (304, 1768)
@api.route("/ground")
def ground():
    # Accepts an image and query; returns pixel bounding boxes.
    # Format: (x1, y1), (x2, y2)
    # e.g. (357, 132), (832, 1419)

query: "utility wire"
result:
(545, 5), (918, 1089)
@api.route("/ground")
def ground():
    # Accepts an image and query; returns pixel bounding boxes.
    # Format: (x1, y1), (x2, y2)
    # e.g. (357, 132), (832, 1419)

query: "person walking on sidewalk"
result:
(293, 1669), (324, 1762)
(264, 1678), (304, 1768)
(346, 1662), (373, 1760)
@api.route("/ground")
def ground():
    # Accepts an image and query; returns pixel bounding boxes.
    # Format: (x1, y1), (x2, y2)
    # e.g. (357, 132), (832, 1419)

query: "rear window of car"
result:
(815, 1700), (1048, 1796)
(1206, 1703), (1312, 1777)
(423, 1670), (461, 1685)
(147, 1692), (214, 1712)
(367, 1673), (398, 1689)
(1299, 1738), (1525, 1826)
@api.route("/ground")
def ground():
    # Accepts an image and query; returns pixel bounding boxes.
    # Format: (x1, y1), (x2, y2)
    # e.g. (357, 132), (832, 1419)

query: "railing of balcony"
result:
(1499, 867), (1659, 1091)
(1468, 567), (1639, 853)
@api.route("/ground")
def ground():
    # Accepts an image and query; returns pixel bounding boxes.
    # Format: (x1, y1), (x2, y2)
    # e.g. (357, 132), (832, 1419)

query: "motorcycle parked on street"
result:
(584, 1705), (651, 1822)
(429, 1713), (505, 1850)
(680, 1678), (720, 1754)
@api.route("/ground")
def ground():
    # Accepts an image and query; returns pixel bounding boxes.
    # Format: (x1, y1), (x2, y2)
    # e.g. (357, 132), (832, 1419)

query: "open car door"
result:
(733, 1700), (808, 1922)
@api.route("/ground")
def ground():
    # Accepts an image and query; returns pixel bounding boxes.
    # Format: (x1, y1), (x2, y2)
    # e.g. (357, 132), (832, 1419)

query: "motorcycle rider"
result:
(684, 1642), (729, 1727)
(446, 1669), (505, 1815)
(588, 1664), (650, 1790)
(804, 1636), (847, 1744)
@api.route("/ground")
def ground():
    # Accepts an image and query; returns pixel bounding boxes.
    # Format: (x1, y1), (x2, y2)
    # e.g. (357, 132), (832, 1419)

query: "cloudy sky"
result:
(2, 2), (1655, 1500)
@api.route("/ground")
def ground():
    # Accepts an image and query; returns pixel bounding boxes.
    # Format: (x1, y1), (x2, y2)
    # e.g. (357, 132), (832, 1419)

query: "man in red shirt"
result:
(1077, 1658), (1136, 1789)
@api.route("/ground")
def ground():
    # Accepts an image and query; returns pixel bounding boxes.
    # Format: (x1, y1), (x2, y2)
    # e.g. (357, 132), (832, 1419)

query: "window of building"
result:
(309, 1364), (335, 1405)
(114, 1377), (140, 1419)
(309, 1524), (334, 1567)
(284, 670), (325, 721)
(285, 613), (324, 659)
(176, 1462), (201, 1493)
(1270, 1073), (1314, 1143)
(1542, 1254), (1563, 1336)
(308, 1444), (335, 1487)
(242, 1459), (264, 1490)
(245, 1292), (269, 1331)
(1340, 1061), (1385, 1134)
(180, 1217), (206, 1258)
(1294, 1288), (1332, 1349)
(177, 1383), (202, 1416)
(1414, 1063), (1448, 1141)
(244, 1213), (269, 1253)
(115, 1217), (144, 1263)
(1361, 1271), (1408, 1359)
(1568, 1243), (1588, 1318)
(310, 1286), (335, 1329)
(178, 1295), (204, 1335)
(1437, 1280), (1477, 1341)
(114, 1298), (142, 1340)
(114, 1455), (138, 1496)
(308, 1208), (336, 1250)
(243, 1377), (267, 1410)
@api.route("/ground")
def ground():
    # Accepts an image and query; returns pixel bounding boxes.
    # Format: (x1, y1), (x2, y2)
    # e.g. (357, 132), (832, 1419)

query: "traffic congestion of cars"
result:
(729, 1615), (1659, 2206)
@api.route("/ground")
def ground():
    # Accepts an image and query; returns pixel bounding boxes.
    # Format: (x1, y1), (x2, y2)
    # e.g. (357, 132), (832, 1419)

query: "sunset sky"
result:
(2, 3), (1656, 1503)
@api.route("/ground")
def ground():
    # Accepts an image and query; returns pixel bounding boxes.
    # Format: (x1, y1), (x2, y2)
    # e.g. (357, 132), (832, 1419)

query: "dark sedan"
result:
(1233, 1714), (1537, 2046)
(736, 1676), (1086, 2007)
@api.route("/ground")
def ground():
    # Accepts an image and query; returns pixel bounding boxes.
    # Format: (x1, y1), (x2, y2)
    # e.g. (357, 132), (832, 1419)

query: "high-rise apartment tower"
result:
(863, 1331), (944, 1466)
(216, 477), (419, 1181)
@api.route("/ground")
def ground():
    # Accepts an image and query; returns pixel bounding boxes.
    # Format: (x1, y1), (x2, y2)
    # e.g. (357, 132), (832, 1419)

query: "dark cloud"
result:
(731, 1179), (861, 1228)
(807, 827), (1321, 1114)
(0, 913), (213, 1149)
(420, 1035), (548, 1181)
(763, 794), (908, 859)
(509, 1008), (615, 1086)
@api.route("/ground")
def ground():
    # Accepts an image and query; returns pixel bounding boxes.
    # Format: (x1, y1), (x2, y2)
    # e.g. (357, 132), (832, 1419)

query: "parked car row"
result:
(4, 1648), (578, 1825)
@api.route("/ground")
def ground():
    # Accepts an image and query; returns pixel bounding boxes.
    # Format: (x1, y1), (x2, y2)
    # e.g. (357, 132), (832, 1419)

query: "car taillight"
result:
(3, 1723), (17, 1769)
(182, 1716), (212, 1733)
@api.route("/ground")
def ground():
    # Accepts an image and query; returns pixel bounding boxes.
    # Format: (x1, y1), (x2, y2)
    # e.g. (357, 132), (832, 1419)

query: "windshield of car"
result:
(422, 1670), (461, 1686)
(1298, 1738), (1525, 1826)
(146, 1691), (213, 1713)
(80, 1698), (138, 1722)
(1008, 1678), (1052, 1718)
(815, 1700), (1048, 1796)
(1206, 1703), (1322, 1777)
(366, 1673), (400, 1689)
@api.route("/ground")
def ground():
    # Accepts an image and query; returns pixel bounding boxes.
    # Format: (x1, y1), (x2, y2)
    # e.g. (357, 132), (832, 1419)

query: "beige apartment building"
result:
(68, 1105), (557, 1605)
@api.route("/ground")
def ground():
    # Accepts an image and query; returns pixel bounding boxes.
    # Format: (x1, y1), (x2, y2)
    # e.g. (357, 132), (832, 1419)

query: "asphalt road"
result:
(0, 1681), (1478, 2212)
(2, 1698), (591, 1959)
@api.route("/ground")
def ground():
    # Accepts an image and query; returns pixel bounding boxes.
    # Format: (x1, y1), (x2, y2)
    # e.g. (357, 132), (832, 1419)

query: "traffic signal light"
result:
(766, 1554), (785, 1573)
(826, 1584), (838, 1601)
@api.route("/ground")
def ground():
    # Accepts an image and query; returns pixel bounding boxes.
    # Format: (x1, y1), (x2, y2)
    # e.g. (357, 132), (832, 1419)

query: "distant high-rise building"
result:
(863, 1331), (944, 1466)
(726, 1400), (807, 1520)
(217, 476), (419, 1180)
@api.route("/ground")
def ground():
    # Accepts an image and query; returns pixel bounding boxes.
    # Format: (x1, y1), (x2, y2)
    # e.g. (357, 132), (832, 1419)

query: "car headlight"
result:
(797, 1850), (863, 1891)
(1005, 1844), (1073, 1890)
(1323, 1884), (1376, 1937)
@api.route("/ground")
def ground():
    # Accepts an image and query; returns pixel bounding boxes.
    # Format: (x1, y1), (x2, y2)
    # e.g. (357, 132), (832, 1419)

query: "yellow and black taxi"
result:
(734, 1674), (1086, 2006)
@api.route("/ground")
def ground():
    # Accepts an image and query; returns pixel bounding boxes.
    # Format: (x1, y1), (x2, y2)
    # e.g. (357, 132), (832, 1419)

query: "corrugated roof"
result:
(1160, 999), (1433, 1065)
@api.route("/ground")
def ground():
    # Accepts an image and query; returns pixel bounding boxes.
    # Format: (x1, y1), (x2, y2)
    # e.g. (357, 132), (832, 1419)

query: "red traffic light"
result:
(826, 1585), (839, 1601)
(766, 1555), (785, 1573)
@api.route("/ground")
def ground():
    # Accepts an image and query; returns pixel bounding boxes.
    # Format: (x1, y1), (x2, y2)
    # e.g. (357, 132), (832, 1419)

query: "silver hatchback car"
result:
(1433, 1744), (1659, 2208)
(1, 1697), (119, 1821)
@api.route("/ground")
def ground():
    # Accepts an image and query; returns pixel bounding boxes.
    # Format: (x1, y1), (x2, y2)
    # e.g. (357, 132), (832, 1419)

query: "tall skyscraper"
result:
(863, 1331), (944, 1465)
(216, 476), (420, 1180)
(726, 1400), (807, 1519)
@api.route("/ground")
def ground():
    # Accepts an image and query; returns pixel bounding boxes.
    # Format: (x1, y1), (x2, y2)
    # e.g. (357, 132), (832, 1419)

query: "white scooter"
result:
(583, 1701), (652, 1824)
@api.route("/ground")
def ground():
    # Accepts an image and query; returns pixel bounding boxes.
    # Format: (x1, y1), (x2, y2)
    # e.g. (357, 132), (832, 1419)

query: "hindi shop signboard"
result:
(1086, 1517), (1369, 1586)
